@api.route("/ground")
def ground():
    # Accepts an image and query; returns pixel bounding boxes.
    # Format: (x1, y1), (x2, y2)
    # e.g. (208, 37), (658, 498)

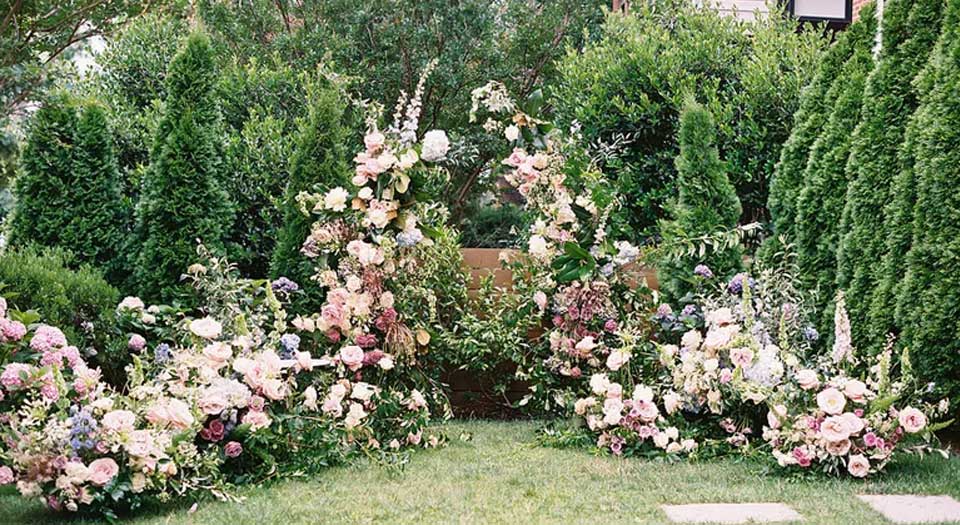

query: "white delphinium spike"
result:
(831, 290), (855, 364)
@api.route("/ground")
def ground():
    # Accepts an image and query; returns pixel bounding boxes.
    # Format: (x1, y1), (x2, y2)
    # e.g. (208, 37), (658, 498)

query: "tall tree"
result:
(134, 31), (232, 301)
(270, 82), (349, 302)
(658, 97), (742, 300)
(68, 101), (130, 287)
(793, 5), (877, 324)
(894, 0), (960, 400)
(837, 0), (944, 349)
(7, 93), (78, 249)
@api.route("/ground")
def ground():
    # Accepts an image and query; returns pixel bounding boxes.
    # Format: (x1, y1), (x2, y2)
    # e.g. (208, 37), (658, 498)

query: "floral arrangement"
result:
(761, 292), (952, 477)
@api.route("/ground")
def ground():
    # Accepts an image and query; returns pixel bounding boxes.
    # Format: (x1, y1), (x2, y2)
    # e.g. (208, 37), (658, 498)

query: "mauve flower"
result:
(224, 441), (243, 458)
(694, 264), (714, 278)
(0, 466), (13, 485)
(201, 419), (226, 442)
(362, 349), (384, 366)
(356, 333), (378, 349)
(603, 319), (618, 332)
(271, 277), (300, 294)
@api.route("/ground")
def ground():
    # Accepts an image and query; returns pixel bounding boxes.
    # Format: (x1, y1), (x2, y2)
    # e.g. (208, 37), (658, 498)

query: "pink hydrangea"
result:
(0, 363), (32, 390)
(0, 319), (27, 342)
(128, 334), (147, 352)
(29, 325), (67, 352)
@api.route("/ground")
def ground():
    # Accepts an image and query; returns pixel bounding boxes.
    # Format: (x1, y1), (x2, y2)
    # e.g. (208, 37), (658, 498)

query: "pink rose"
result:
(843, 379), (869, 403)
(847, 454), (870, 478)
(339, 346), (365, 371)
(841, 412), (865, 435)
(816, 387), (846, 415)
(224, 441), (243, 458)
(795, 369), (820, 391)
(825, 439), (851, 456)
(863, 432), (879, 448)
(792, 447), (812, 467)
(102, 410), (136, 433)
(820, 415), (852, 442)
(88, 458), (120, 486)
(533, 291), (548, 311)
(242, 410), (271, 431)
(898, 406), (927, 433)
(198, 391), (229, 416)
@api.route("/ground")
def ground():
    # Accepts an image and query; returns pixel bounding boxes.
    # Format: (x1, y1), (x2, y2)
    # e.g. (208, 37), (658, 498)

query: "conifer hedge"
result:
(893, 0), (960, 400)
(793, 6), (877, 324)
(659, 97), (742, 300)
(270, 82), (349, 303)
(134, 32), (232, 301)
(837, 0), (943, 349)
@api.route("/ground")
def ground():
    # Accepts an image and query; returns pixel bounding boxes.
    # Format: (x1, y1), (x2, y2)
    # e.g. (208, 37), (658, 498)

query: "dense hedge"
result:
(134, 32), (233, 301)
(865, 0), (946, 350)
(659, 97), (742, 300)
(838, 0), (944, 349)
(894, 0), (960, 401)
(0, 246), (118, 356)
(270, 82), (350, 305)
(766, 18), (859, 247)
(793, 5), (877, 325)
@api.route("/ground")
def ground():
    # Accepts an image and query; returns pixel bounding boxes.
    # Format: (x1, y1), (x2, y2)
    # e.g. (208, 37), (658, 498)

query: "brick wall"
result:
(853, 0), (873, 20)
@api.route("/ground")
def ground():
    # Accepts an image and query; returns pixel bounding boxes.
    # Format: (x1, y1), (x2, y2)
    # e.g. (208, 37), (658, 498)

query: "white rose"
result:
(504, 124), (520, 141)
(420, 130), (450, 162)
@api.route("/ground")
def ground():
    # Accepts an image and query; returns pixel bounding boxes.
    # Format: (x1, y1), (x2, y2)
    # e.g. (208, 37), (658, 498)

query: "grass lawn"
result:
(2, 420), (959, 524)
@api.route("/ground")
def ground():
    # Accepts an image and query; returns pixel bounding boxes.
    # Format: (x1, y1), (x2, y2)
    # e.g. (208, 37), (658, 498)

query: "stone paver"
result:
(858, 495), (960, 524)
(661, 503), (803, 523)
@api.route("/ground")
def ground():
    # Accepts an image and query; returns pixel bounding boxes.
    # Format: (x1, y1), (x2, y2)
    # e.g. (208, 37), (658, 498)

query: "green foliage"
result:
(91, 11), (188, 196)
(894, 0), (960, 401)
(552, 1), (827, 237)
(66, 101), (131, 288)
(134, 32), (232, 301)
(658, 97), (742, 300)
(0, 246), (118, 363)
(459, 204), (525, 248)
(7, 93), (78, 249)
(838, 0), (944, 350)
(793, 6), (877, 325)
(0, 0), (171, 117)
(767, 23), (857, 244)
(270, 82), (349, 302)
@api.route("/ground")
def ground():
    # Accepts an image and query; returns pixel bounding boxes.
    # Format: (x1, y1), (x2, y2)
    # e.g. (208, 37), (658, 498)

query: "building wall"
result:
(712, 0), (771, 20)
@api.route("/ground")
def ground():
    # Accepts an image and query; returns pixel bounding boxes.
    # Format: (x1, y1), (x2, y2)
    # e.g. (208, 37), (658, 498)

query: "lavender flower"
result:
(727, 273), (755, 295)
(693, 264), (714, 279)
(154, 343), (172, 363)
(681, 304), (697, 317)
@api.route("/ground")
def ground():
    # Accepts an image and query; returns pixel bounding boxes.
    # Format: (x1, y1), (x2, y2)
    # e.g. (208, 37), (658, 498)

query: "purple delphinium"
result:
(68, 406), (98, 452)
(693, 264), (714, 279)
(271, 277), (300, 295)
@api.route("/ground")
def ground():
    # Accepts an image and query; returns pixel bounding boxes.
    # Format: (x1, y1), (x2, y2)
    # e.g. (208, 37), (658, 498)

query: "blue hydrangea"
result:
(154, 343), (172, 363)
(280, 333), (301, 359)
(271, 277), (300, 294)
(727, 272), (756, 295)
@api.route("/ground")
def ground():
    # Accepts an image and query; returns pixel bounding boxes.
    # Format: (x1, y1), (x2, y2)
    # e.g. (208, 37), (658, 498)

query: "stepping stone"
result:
(858, 495), (960, 524)
(662, 503), (803, 523)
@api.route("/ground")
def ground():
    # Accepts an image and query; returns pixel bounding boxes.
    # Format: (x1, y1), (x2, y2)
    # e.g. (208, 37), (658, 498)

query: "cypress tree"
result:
(837, 0), (943, 349)
(766, 16), (862, 244)
(867, 0), (945, 348)
(270, 82), (348, 298)
(135, 32), (232, 301)
(68, 101), (131, 288)
(7, 94), (78, 249)
(659, 97), (742, 300)
(794, 6), (877, 323)
(893, 0), (960, 400)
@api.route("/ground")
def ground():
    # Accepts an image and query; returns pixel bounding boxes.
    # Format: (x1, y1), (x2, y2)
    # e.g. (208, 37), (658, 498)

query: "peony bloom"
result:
(606, 348), (630, 371)
(840, 412), (865, 435)
(189, 317), (222, 340)
(303, 386), (318, 411)
(898, 406), (927, 433)
(339, 346), (365, 371)
(589, 374), (610, 395)
(847, 454), (870, 478)
(795, 369), (820, 391)
(816, 387), (846, 415)
(681, 330), (702, 351)
(88, 458), (119, 486)
(420, 130), (450, 162)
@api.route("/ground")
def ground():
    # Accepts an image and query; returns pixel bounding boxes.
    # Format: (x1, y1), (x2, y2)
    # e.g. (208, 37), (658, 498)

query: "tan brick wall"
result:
(853, 0), (873, 20)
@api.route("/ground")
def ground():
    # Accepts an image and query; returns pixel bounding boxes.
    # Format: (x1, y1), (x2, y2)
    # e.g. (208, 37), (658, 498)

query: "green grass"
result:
(2, 420), (959, 524)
